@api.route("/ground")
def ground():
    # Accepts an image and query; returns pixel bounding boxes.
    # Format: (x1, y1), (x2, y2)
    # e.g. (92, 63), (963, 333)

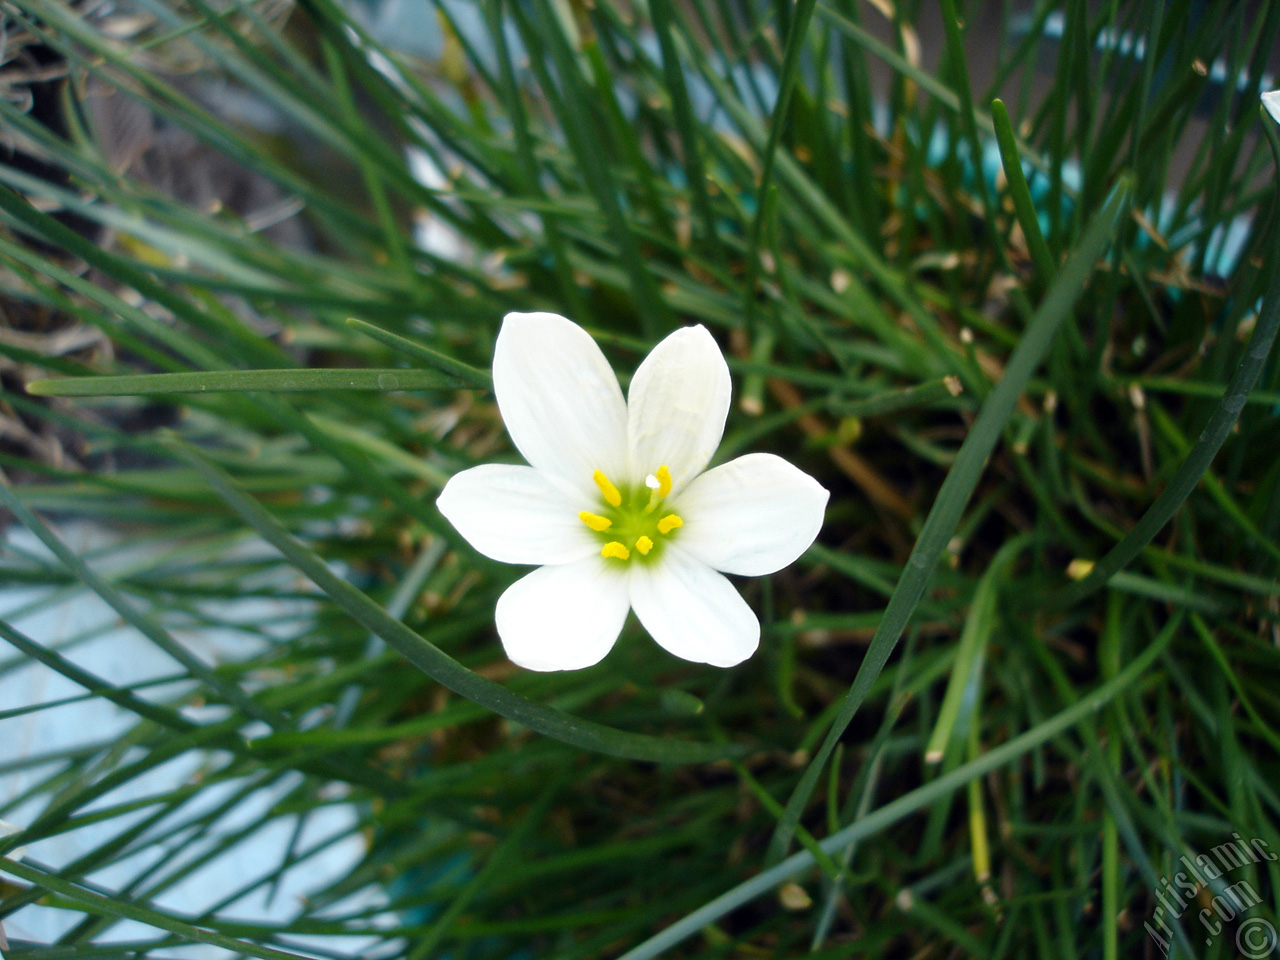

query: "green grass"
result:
(0, 0), (1278, 958)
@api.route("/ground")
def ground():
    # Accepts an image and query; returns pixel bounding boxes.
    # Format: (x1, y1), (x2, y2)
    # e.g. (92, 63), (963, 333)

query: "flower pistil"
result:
(581, 465), (683, 562)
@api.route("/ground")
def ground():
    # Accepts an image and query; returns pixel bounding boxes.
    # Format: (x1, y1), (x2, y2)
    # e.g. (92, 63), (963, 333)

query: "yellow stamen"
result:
(654, 465), (672, 499)
(601, 541), (630, 561)
(657, 513), (683, 535)
(635, 535), (654, 555)
(593, 470), (622, 508)
(578, 511), (613, 532)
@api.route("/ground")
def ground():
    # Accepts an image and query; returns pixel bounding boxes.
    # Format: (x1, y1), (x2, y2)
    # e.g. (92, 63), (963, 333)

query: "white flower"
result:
(1264, 90), (1280, 125)
(437, 312), (829, 671)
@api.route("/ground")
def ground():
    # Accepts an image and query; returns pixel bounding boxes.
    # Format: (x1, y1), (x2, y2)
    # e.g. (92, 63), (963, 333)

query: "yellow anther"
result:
(654, 465), (672, 499)
(601, 541), (630, 561)
(635, 535), (654, 556)
(593, 470), (622, 508)
(578, 511), (613, 532)
(657, 514), (683, 535)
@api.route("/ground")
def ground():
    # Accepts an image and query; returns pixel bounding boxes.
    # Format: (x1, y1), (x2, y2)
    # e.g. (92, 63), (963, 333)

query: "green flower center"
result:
(578, 467), (683, 564)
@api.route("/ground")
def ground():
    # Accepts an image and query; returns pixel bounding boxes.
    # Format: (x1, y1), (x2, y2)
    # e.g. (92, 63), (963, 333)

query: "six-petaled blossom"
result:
(437, 312), (829, 671)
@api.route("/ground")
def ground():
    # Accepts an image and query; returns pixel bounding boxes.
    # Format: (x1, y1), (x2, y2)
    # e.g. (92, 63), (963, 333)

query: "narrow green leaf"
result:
(509, 0), (672, 336)
(405, 775), (567, 960)
(1129, 376), (1280, 407)
(741, 0), (818, 332)
(27, 368), (462, 397)
(992, 99), (1057, 281)
(1190, 614), (1280, 756)
(617, 612), (1180, 960)
(1051, 112), (1280, 608)
(305, 413), (450, 486)
(768, 176), (1132, 863)
(827, 377), (964, 418)
(648, 0), (719, 257)
(171, 438), (737, 764)
(937, 0), (994, 223)
(0, 620), (194, 733)
(345, 317), (493, 389)
(0, 858), (318, 960)
(0, 479), (281, 728)
(923, 534), (1028, 763)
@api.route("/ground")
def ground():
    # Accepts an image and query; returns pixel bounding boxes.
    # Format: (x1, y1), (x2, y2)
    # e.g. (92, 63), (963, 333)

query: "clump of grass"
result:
(1, 1), (1278, 958)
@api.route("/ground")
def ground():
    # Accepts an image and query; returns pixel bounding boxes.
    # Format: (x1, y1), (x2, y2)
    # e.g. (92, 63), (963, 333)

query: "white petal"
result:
(437, 464), (596, 565)
(629, 547), (759, 667)
(1264, 90), (1280, 125)
(493, 312), (628, 495)
(495, 559), (630, 671)
(626, 325), (731, 496)
(673, 453), (828, 576)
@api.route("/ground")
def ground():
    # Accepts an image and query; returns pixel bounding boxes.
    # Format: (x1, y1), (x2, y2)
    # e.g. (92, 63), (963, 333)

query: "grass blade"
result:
(1051, 108), (1280, 608)
(992, 98), (1057, 282)
(171, 438), (738, 764)
(346, 317), (494, 389)
(767, 175), (1132, 862)
(618, 612), (1180, 960)
(27, 368), (464, 397)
